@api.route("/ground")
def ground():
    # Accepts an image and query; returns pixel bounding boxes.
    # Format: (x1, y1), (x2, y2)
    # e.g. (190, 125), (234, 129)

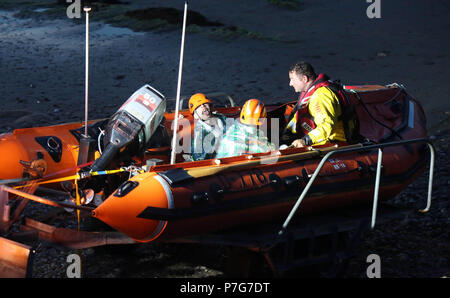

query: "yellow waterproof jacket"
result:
(305, 86), (347, 145)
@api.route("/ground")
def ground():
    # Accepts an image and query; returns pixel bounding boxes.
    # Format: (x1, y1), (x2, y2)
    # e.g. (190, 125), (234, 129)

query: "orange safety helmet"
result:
(189, 93), (212, 114)
(240, 99), (267, 126)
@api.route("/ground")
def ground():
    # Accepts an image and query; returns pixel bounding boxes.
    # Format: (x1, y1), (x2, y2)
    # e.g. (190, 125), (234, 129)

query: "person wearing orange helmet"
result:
(215, 99), (275, 158)
(188, 93), (227, 161)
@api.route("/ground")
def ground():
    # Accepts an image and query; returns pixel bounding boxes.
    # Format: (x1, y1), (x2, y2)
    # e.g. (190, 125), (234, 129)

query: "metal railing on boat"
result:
(279, 138), (436, 236)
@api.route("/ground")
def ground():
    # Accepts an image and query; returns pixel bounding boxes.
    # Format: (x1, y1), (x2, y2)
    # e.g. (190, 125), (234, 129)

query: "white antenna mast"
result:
(83, 6), (91, 138)
(170, 1), (188, 165)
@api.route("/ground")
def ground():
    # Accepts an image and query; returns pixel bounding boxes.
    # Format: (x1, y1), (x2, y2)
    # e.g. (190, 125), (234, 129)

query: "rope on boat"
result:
(12, 166), (145, 189)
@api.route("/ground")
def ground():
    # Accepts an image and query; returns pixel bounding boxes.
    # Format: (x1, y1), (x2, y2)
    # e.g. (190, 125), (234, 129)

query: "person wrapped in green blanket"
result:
(215, 99), (275, 158)
(188, 93), (227, 161)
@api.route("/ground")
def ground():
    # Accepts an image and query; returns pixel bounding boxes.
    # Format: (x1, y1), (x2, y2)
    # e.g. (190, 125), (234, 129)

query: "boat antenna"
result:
(83, 6), (91, 138)
(170, 1), (188, 165)
(77, 6), (95, 167)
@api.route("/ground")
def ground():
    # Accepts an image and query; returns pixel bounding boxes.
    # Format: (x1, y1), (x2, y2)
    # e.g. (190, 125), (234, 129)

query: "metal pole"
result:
(279, 149), (334, 235)
(83, 6), (91, 138)
(420, 143), (435, 212)
(0, 185), (94, 212)
(371, 148), (383, 229)
(170, 1), (188, 165)
(278, 138), (435, 235)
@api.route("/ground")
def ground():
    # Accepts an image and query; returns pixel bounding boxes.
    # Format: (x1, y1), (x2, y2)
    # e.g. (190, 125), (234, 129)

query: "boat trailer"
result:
(166, 202), (416, 277)
(166, 138), (435, 277)
(0, 139), (435, 277)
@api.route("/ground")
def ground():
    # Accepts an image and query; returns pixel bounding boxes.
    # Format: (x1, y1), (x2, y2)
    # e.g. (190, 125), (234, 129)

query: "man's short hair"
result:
(289, 61), (317, 80)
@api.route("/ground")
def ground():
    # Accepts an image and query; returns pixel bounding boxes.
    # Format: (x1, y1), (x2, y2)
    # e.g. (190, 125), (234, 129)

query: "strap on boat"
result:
(158, 168), (194, 186)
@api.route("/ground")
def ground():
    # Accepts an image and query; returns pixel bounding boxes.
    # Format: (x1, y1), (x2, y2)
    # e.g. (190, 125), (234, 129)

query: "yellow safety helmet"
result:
(189, 93), (212, 114)
(240, 99), (267, 126)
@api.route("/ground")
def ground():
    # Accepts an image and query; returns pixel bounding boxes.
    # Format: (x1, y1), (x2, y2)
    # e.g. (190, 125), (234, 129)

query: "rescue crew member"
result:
(286, 61), (348, 148)
(215, 99), (275, 158)
(188, 93), (227, 161)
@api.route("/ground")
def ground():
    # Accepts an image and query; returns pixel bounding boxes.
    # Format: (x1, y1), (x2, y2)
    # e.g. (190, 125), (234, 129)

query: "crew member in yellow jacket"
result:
(287, 61), (347, 148)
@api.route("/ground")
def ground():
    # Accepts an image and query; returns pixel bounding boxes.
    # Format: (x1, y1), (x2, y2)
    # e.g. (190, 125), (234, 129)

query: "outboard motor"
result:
(91, 84), (166, 171)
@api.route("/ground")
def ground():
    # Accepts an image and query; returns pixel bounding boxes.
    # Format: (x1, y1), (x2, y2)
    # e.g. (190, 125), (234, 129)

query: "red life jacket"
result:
(295, 73), (350, 136)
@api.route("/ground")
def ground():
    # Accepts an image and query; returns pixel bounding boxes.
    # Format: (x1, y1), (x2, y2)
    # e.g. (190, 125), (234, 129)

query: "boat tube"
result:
(0, 83), (431, 243)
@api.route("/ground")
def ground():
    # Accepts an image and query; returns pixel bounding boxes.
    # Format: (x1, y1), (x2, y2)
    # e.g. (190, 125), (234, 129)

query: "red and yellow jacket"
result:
(286, 73), (347, 145)
(303, 86), (346, 145)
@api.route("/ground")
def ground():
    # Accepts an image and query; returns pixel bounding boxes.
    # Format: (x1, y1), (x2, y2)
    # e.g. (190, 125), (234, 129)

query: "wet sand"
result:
(1, 0), (449, 132)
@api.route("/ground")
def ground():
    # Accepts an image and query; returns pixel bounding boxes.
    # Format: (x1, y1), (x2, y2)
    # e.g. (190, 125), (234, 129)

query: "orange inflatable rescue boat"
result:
(0, 83), (434, 245)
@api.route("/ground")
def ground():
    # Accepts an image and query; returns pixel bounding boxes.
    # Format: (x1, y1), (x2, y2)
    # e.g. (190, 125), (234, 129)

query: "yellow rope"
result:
(13, 168), (129, 189)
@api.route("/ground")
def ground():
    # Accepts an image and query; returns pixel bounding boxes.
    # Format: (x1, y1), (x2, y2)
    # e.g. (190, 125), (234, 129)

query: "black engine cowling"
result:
(91, 84), (166, 171)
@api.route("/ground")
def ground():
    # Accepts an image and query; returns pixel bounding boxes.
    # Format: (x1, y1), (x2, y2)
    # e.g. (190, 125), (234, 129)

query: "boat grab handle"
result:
(279, 138), (435, 235)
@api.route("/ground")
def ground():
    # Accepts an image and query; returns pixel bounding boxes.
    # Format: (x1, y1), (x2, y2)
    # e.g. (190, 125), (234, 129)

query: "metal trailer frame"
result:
(166, 202), (415, 277)
(165, 138), (435, 277)
(0, 139), (435, 277)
